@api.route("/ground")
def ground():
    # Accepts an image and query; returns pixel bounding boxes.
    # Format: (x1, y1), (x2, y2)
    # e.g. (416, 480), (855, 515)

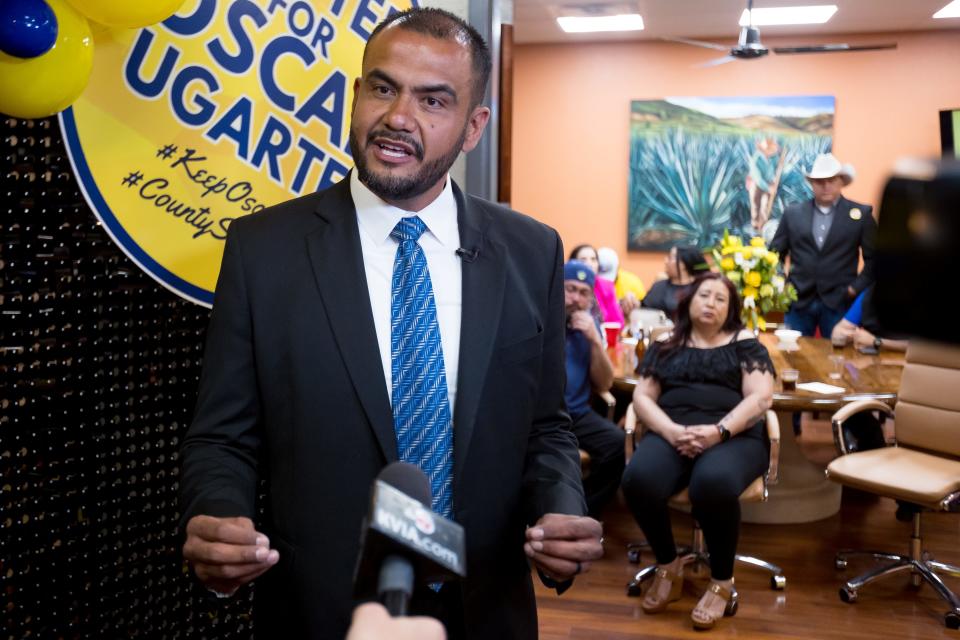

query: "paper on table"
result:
(796, 381), (846, 394)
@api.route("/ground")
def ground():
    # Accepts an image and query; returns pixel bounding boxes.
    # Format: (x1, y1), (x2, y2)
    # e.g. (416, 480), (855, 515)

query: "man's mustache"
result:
(367, 130), (424, 161)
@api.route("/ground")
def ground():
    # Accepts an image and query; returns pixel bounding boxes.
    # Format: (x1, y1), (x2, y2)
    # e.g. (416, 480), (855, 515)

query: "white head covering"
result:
(839, 163), (855, 186)
(596, 247), (619, 281)
(805, 153), (854, 187)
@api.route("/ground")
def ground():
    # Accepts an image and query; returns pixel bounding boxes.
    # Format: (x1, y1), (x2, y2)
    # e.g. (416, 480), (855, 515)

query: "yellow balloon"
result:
(66, 0), (187, 29)
(0, 0), (93, 119)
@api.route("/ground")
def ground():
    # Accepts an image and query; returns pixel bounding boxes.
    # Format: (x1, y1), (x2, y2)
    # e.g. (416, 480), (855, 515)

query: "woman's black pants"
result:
(621, 430), (767, 580)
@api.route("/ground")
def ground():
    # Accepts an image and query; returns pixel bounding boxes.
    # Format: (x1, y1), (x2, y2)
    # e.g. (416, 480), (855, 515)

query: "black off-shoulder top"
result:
(637, 338), (775, 430)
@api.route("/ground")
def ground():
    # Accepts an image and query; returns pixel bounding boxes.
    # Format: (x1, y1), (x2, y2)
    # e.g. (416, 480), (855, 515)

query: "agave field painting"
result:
(628, 95), (834, 251)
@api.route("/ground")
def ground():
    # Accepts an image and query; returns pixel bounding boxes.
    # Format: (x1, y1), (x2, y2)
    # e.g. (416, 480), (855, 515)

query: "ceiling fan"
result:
(667, 0), (898, 67)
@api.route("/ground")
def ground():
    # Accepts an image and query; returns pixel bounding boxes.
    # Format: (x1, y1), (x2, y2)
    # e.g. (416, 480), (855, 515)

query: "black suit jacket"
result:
(179, 177), (586, 639)
(770, 195), (876, 310)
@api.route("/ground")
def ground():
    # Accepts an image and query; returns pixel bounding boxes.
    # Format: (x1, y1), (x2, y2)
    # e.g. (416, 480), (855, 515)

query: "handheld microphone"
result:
(353, 463), (466, 617)
(455, 247), (479, 262)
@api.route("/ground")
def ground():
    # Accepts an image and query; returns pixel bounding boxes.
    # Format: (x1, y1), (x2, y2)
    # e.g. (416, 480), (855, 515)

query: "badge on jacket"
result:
(849, 208), (862, 220)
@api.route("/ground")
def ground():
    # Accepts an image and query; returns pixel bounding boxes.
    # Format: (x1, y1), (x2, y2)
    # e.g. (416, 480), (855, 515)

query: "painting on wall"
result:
(627, 95), (835, 251)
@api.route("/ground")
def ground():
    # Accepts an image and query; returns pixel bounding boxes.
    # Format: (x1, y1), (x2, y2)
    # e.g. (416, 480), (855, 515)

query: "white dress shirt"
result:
(351, 171), (463, 411)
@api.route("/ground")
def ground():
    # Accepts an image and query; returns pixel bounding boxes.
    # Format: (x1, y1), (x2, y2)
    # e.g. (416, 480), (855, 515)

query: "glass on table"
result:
(828, 354), (845, 380)
(781, 368), (799, 391)
(831, 333), (849, 350)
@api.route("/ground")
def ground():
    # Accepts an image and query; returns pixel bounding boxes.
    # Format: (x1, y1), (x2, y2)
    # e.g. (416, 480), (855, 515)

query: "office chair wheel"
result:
(726, 597), (739, 617)
(945, 611), (960, 630)
(770, 574), (786, 590)
(839, 586), (858, 603)
(627, 548), (641, 564)
(834, 557), (848, 570)
(626, 580), (643, 597)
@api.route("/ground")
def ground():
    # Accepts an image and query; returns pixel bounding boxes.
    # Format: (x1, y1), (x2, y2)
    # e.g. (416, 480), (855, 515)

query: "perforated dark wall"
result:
(1, 116), (255, 639)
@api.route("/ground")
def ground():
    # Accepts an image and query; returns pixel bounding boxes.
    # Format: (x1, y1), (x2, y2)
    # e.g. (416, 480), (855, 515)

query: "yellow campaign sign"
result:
(61, 0), (414, 306)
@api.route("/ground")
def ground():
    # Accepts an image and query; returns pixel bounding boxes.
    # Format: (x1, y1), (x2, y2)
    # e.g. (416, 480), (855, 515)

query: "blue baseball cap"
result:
(564, 260), (595, 288)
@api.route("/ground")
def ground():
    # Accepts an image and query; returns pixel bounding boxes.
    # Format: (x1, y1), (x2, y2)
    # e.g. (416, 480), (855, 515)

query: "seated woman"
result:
(641, 245), (709, 319)
(621, 273), (774, 631)
(569, 243), (625, 328)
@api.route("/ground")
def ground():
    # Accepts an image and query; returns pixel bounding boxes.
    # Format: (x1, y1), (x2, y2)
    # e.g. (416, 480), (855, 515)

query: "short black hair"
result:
(675, 245), (710, 276)
(365, 8), (492, 108)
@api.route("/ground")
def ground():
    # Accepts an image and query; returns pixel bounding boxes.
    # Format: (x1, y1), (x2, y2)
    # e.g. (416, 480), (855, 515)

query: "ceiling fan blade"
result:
(662, 36), (729, 51)
(697, 55), (738, 68)
(773, 43), (897, 54)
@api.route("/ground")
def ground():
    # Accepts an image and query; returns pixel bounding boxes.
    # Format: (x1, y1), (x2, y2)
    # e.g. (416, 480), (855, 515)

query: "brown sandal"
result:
(691, 581), (739, 631)
(641, 566), (684, 614)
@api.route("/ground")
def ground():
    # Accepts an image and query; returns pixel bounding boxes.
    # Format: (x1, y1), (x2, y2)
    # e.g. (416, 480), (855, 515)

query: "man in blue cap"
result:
(564, 260), (625, 519)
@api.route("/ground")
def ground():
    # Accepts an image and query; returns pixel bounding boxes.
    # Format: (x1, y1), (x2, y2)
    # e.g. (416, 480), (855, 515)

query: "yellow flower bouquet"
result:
(712, 230), (797, 331)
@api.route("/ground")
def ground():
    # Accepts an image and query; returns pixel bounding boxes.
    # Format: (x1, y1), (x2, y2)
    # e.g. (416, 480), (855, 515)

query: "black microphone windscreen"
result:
(377, 462), (431, 505)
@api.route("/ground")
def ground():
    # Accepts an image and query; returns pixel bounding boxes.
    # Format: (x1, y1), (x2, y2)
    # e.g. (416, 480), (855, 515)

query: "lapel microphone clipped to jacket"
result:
(455, 247), (480, 262)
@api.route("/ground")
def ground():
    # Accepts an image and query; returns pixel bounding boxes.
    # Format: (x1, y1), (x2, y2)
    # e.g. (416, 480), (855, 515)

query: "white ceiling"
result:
(514, 0), (960, 44)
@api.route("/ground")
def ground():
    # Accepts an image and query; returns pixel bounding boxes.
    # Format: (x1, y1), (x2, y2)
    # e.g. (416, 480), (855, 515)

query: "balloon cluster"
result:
(0, 0), (186, 119)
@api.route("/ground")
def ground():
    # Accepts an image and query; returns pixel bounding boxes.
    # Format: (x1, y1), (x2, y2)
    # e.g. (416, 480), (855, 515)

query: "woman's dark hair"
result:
(569, 243), (597, 262)
(675, 245), (710, 278)
(658, 273), (744, 359)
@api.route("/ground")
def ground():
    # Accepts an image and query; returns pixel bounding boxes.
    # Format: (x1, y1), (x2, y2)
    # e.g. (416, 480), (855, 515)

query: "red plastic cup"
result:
(601, 323), (621, 348)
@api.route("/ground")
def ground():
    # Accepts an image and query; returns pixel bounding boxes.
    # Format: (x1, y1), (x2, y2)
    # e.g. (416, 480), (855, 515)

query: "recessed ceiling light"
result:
(934, 1), (960, 18)
(557, 14), (645, 33)
(739, 5), (838, 26)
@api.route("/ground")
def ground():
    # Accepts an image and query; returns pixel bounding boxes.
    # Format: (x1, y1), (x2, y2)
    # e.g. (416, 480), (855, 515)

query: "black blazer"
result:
(770, 196), (876, 310)
(179, 177), (586, 639)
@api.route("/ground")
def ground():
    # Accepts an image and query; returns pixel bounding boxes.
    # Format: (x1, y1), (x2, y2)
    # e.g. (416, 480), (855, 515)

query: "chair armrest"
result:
(942, 491), (960, 513)
(623, 403), (641, 457)
(624, 402), (637, 436)
(598, 390), (617, 420)
(764, 410), (780, 486)
(623, 402), (659, 458)
(830, 399), (895, 456)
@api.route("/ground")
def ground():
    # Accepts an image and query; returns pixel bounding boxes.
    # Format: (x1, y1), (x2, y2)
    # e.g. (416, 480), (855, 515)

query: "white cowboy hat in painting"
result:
(805, 152), (853, 185)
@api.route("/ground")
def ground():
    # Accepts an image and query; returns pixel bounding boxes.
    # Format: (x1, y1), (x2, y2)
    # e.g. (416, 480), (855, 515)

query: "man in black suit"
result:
(179, 8), (602, 640)
(771, 153), (876, 337)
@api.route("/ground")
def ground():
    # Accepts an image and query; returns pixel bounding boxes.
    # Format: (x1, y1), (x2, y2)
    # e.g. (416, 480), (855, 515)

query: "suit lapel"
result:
(799, 200), (817, 251)
(451, 183), (506, 484)
(305, 179), (397, 463)
(821, 196), (850, 253)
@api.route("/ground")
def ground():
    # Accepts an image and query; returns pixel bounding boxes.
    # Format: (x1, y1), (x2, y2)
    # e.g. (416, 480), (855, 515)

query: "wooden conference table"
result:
(611, 333), (904, 523)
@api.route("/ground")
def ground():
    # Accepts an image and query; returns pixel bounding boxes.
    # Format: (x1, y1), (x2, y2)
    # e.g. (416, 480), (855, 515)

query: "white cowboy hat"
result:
(839, 163), (855, 186)
(805, 153), (848, 182)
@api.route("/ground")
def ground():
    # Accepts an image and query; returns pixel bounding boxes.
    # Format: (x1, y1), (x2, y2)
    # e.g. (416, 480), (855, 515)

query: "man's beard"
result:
(349, 126), (467, 203)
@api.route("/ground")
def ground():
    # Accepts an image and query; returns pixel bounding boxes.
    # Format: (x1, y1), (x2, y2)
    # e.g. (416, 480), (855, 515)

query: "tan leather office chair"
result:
(624, 405), (786, 596)
(826, 340), (960, 630)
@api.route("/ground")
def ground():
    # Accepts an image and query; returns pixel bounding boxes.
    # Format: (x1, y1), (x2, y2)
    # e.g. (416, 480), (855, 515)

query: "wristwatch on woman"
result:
(715, 422), (731, 442)
(873, 336), (883, 350)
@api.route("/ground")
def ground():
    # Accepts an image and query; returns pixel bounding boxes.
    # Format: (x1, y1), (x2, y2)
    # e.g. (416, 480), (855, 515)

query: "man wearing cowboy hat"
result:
(770, 152), (876, 337)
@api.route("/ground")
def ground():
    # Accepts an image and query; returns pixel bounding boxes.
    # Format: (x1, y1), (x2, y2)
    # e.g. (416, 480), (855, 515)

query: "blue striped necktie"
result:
(390, 216), (453, 519)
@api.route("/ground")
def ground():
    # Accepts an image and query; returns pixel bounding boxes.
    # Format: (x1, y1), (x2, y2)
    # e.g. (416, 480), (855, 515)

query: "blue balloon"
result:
(0, 0), (58, 59)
